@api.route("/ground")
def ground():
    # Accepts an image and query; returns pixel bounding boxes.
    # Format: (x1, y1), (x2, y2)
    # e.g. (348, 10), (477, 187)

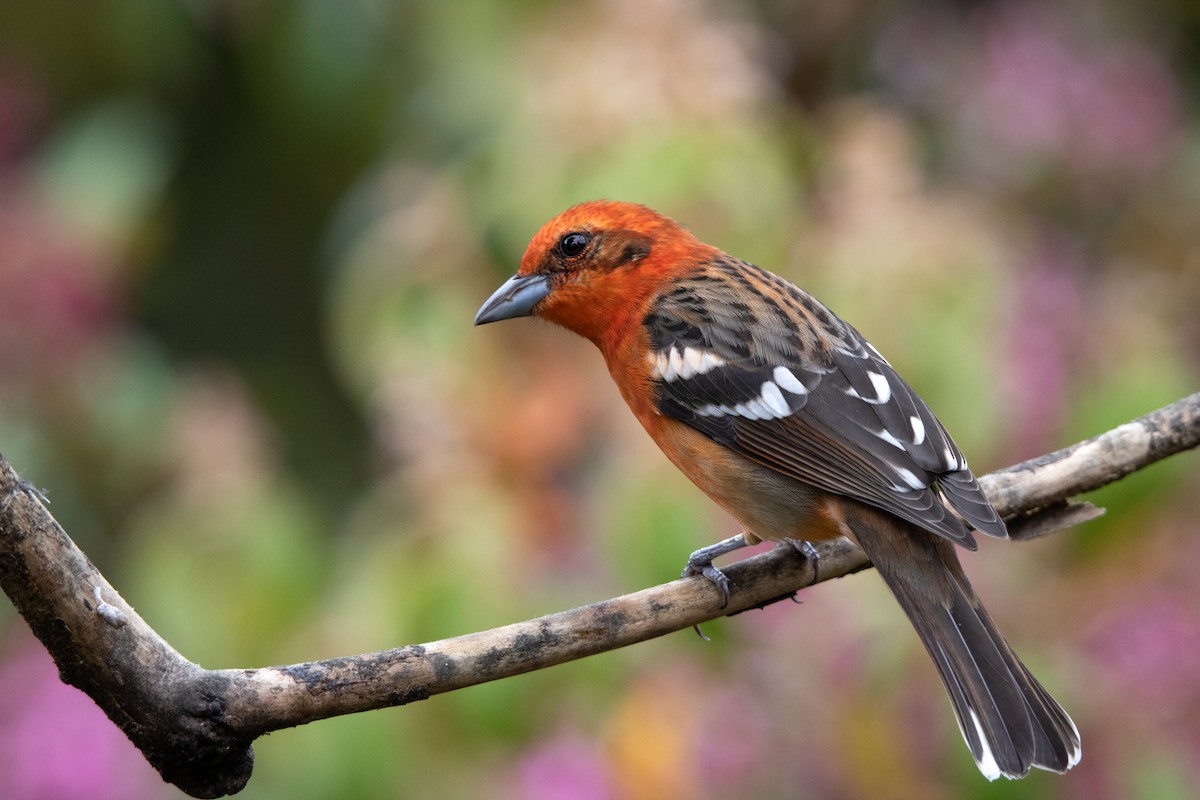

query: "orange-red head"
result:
(475, 201), (713, 354)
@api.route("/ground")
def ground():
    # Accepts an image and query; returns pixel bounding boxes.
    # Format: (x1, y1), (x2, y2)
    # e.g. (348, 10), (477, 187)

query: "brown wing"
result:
(644, 257), (1007, 548)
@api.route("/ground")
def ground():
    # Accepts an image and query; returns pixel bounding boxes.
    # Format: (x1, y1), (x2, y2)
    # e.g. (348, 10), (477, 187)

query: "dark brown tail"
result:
(846, 503), (1081, 780)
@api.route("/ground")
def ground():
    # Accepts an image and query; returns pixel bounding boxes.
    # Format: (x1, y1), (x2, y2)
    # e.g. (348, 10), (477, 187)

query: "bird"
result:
(475, 200), (1080, 780)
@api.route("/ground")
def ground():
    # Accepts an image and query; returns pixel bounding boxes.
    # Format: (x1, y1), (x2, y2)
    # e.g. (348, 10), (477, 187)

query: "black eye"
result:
(557, 232), (590, 259)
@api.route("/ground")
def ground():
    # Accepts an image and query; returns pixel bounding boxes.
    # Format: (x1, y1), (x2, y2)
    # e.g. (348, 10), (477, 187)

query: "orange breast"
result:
(638, 410), (848, 545)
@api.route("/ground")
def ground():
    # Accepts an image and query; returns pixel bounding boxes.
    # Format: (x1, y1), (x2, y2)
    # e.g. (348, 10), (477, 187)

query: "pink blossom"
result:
(513, 734), (614, 800)
(0, 632), (168, 800)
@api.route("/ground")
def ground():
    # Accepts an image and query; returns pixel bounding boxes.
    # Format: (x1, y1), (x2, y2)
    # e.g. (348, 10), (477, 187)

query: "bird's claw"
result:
(783, 538), (821, 586)
(682, 559), (732, 609)
(680, 533), (748, 611)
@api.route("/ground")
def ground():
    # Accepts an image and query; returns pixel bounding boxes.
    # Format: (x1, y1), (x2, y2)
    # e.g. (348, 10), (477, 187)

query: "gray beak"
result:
(474, 274), (552, 325)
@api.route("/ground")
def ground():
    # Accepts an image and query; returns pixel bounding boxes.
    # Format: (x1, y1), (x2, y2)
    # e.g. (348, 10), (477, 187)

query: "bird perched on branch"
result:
(475, 200), (1080, 780)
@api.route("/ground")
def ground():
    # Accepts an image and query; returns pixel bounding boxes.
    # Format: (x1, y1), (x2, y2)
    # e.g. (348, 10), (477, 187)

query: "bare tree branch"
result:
(2, 392), (1198, 797)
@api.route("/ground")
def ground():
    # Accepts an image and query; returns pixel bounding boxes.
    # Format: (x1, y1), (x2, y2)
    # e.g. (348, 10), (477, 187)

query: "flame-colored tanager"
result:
(476, 200), (1080, 780)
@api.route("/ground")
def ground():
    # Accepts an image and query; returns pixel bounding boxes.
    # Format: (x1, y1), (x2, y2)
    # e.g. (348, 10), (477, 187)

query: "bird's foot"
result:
(681, 533), (750, 609)
(780, 538), (821, 586)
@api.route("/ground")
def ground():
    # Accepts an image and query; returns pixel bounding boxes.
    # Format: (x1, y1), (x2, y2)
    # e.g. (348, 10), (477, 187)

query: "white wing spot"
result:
(699, 351), (726, 374)
(865, 371), (891, 404)
(943, 446), (960, 471)
(848, 372), (892, 405)
(773, 366), (808, 395)
(751, 397), (775, 419)
(669, 348), (685, 381)
(910, 415), (926, 446)
(759, 381), (791, 418)
(690, 378), (795, 421)
(653, 346), (726, 382)
(681, 346), (704, 378)
(654, 351), (675, 382)
(680, 346), (726, 379)
(875, 428), (905, 449)
(734, 400), (761, 420)
(865, 341), (890, 364)
(893, 467), (927, 490)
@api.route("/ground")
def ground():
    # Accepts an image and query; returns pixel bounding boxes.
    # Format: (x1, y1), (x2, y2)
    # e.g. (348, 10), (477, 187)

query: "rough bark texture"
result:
(1, 392), (1197, 797)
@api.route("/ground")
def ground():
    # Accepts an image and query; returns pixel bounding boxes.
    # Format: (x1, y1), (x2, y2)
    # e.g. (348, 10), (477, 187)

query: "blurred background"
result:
(1, 0), (1198, 798)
